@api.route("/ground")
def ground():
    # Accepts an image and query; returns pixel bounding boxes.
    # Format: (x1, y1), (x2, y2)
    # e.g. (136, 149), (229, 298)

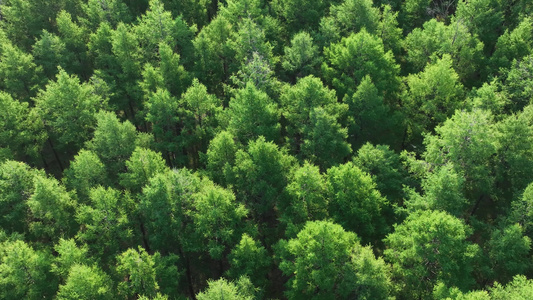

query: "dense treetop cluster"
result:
(2, 0), (533, 299)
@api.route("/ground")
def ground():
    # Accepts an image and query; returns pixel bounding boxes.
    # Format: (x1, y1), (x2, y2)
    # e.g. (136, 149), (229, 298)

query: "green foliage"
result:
(345, 75), (401, 149)
(491, 17), (533, 74)
(403, 54), (465, 142)
(206, 131), (239, 186)
(0, 161), (41, 234)
(51, 238), (92, 281)
(226, 82), (280, 144)
(0, 240), (56, 299)
(487, 224), (531, 284)
(353, 143), (409, 206)
(196, 276), (256, 300)
(281, 162), (328, 235)
(384, 210), (479, 299)
(63, 150), (108, 203)
(120, 147), (168, 193)
(140, 169), (201, 253)
(56, 264), (113, 300)
(423, 109), (497, 200)
(117, 247), (159, 299)
(277, 220), (393, 299)
(87, 111), (140, 180)
(34, 69), (107, 155)
(490, 275), (533, 299)
(27, 175), (77, 243)
(326, 161), (388, 244)
(227, 234), (271, 288)
(189, 183), (248, 259)
(404, 18), (485, 86)
(282, 32), (321, 81)
(323, 29), (400, 101)
(76, 186), (131, 261)
(232, 137), (294, 226)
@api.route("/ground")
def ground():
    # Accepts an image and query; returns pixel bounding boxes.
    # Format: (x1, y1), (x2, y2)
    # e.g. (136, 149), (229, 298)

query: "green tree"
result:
(232, 137), (294, 234)
(384, 210), (479, 299)
(454, 0), (503, 55)
(0, 92), (45, 163)
(501, 55), (533, 112)
(404, 18), (485, 86)
(87, 111), (140, 181)
(402, 54), (465, 145)
(178, 79), (222, 169)
(277, 220), (393, 300)
(76, 186), (131, 262)
(281, 162), (328, 236)
(490, 275), (533, 299)
(423, 109), (497, 206)
(140, 169), (201, 254)
(116, 247), (159, 299)
(81, 0), (132, 30)
(196, 277), (256, 300)
(206, 131), (239, 186)
(345, 75), (401, 149)
(353, 143), (410, 209)
(0, 161), (42, 234)
(487, 224), (531, 284)
(490, 17), (533, 75)
(227, 234), (271, 289)
(55, 10), (91, 79)
(318, 0), (380, 46)
(282, 32), (321, 82)
(301, 107), (351, 170)
(51, 238), (92, 281)
(119, 147), (168, 194)
(0, 41), (43, 101)
(272, 0), (336, 35)
(189, 183), (248, 260)
(280, 75), (347, 161)
(27, 175), (77, 243)
(63, 150), (108, 203)
(192, 15), (235, 97)
(56, 264), (114, 300)
(0, 240), (56, 300)
(226, 82), (280, 144)
(405, 164), (469, 218)
(323, 29), (400, 102)
(34, 69), (107, 168)
(326, 161), (388, 244)
(32, 30), (67, 80)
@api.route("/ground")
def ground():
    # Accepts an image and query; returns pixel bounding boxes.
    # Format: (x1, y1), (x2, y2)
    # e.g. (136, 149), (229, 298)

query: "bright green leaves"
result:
(280, 75), (349, 169)
(190, 184), (248, 260)
(27, 175), (77, 243)
(403, 54), (465, 143)
(384, 210), (479, 299)
(0, 240), (56, 300)
(56, 264), (113, 300)
(404, 19), (485, 86)
(281, 162), (328, 235)
(116, 247), (159, 299)
(282, 32), (321, 81)
(277, 220), (392, 300)
(323, 29), (400, 101)
(345, 76), (401, 149)
(226, 83), (280, 144)
(326, 162), (388, 244)
(196, 277), (256, 300)
(76, 186), (131, 261)
(34, 69), (107, 156)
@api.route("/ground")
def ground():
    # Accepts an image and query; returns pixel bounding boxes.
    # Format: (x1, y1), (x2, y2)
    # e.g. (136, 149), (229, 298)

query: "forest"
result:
(1, 0), (533, 299)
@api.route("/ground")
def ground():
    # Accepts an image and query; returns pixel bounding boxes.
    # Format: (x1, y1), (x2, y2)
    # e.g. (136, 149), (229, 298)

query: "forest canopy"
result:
(1, 0), (533, 299)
